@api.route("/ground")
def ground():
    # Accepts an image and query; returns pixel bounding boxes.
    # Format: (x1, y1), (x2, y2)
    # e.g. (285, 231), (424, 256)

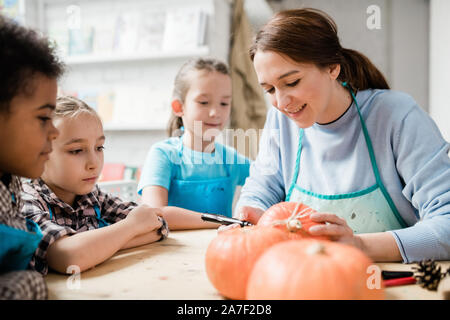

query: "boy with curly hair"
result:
(0, 14), (64, 299)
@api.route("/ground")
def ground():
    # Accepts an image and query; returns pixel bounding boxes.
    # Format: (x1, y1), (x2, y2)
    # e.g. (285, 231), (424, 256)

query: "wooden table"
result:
(45, 229), (449, 300)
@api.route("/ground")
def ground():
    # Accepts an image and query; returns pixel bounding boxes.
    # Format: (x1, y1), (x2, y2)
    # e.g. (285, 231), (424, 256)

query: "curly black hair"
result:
(0, 14), (65, 112)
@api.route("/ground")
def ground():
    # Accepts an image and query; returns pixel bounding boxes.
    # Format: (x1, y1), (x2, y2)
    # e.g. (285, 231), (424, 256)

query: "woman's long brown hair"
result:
(249, 8), (389, 91)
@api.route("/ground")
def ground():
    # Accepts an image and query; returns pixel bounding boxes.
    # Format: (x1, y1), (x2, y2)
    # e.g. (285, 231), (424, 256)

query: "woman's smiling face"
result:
(253, 50), (341, 127)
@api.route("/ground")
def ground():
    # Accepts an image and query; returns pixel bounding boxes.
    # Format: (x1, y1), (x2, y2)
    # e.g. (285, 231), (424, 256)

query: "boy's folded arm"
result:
(46, 219), (138, 274)
(120, 230), (163, 250)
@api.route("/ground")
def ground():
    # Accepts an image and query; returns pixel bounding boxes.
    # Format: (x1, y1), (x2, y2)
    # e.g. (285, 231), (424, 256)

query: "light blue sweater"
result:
(236, 89), (450, 263)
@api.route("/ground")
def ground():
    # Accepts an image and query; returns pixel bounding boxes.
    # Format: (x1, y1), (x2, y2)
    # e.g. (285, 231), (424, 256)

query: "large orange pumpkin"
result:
(258, 202), (329, 241)
(205, 226), (290, 300)
(246, 239), (385, 300)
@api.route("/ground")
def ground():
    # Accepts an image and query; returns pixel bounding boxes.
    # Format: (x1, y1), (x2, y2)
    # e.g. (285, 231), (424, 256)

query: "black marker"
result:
(381, 270), (414, 280)
(201, 213), (252, 227)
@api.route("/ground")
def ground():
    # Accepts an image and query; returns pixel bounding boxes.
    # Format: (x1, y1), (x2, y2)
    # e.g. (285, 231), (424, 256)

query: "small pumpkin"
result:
(257, 202), (329, 240)
(205, 226), (290, 300)
(246, 239), (385, 300)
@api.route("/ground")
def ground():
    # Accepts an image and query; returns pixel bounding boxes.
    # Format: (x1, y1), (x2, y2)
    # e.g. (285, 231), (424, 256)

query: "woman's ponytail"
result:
(339, 48), (389, 90)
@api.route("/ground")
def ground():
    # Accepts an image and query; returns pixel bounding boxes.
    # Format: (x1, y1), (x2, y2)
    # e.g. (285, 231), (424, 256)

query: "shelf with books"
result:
(103, 124), (166, 131)
(26, 0), (231, 155)
(64, 46), (210, 65)
(64, 84), (172, 132)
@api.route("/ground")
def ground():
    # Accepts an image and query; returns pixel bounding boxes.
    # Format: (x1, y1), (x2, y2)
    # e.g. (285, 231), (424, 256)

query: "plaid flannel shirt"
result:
(0, 270), (47, 300)
(0, 174), (26, 230)
(0, 174), (47, 300)
(22, 178), (168, 275)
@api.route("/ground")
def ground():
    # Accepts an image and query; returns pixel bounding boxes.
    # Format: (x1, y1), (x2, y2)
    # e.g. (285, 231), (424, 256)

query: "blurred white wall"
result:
(430, 0), (450, 142)
(271, 0), (430, 112)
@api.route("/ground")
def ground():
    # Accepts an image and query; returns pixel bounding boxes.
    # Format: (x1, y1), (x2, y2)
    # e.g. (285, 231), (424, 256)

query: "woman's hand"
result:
(238, 206), (265, 224)
(308, 212), (362, 249)
(218, 206), (265, 233)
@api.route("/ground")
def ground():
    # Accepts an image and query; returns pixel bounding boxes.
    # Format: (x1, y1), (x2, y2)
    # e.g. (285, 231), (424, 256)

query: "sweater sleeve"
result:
(389, 105), (450, 263)
(235, 108), (286, 211)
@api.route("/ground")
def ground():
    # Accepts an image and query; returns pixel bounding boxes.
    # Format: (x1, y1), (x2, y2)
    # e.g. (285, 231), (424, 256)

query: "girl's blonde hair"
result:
(167, 57), (230, 137)
(55, 95), (99, 119)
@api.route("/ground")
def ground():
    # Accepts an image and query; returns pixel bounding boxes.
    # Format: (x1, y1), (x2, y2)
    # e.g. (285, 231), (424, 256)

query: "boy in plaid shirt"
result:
(0, 15), (64, 299)
(22, 96), (168, 275)
(0, 176), (49, 299)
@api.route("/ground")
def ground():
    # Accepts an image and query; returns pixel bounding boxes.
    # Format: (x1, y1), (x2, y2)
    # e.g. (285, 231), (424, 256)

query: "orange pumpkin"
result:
(257, 202), (329, 240)
(246, 239), (385, 300)
(205, 226), (290, 300)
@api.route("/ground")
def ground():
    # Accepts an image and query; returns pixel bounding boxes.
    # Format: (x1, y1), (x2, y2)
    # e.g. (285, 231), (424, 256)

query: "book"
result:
(123, 166), (138, 180)
(112, 12), (140, 54)
(68, 26), (94, 56)
(93, 25), (115, 55)
(77, 89), (99, 111)
(162, 8), (207, 52)
(97, 91), (115, 124)
(111, 86), (170, 129)
(47, 27), (69, 57)
(136, 10), (166, 53)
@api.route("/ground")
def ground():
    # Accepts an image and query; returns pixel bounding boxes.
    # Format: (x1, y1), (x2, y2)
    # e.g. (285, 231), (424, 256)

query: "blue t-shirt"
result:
(138, 137), (251, 213)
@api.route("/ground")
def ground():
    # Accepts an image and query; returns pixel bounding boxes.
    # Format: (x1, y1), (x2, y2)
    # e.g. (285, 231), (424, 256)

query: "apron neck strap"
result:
(344, 84), (383, 186)
(286, 129), (304, 201)
(343, 84), (406, 227)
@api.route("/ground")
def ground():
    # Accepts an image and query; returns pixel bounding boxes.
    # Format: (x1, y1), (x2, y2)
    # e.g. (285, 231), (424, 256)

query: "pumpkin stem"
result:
(290, 205), (314, 221)
(292, 202), (302, 218)
(306, 242), (326, 255)
(271, 204), (314, 232)
(287, 219), (302, 231)
(286, 205), (313, 232)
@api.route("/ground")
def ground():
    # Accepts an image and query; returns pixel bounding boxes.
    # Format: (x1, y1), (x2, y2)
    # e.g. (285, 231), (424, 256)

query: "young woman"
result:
(235, 8), (450, 263)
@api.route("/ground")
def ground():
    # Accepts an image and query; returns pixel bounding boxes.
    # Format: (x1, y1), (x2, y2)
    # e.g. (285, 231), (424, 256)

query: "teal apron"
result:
(168, 138), (234, 217)
(0, 193), (43, 273)
(47, 203), (109, 228)
(286, 82), (407, 233)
